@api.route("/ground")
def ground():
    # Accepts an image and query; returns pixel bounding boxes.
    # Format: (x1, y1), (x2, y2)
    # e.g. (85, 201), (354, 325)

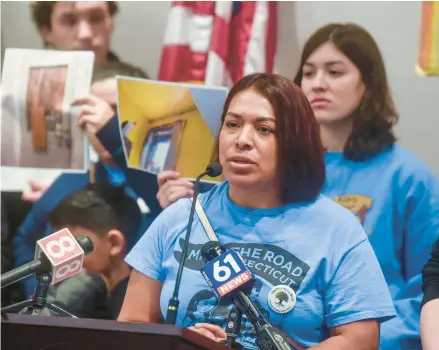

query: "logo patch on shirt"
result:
(268, 285), (296, 314)
(332, 195), (373, 227)
(174, 240), (311, 291)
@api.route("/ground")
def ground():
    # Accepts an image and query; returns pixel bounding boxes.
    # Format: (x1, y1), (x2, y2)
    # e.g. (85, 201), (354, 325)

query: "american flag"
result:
(158, 1), (278, 87)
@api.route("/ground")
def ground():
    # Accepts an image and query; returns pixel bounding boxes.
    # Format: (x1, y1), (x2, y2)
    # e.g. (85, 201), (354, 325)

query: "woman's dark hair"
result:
(294, 23), (398, 161)
(213, 73), (325, 204)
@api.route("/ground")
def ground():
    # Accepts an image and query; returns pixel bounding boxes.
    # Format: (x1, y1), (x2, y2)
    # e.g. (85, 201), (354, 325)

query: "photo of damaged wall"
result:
(1, 64), (85, 170)
(27, 66), (70, 153)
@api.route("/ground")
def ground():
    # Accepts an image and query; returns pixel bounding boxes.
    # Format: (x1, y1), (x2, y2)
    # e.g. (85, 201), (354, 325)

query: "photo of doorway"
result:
(140, 120), (185, 173)
(21, 65), (73, 168)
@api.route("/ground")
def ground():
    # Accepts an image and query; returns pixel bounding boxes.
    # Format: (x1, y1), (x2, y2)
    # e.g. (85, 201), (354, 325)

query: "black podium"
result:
(1, 313), (229, 350)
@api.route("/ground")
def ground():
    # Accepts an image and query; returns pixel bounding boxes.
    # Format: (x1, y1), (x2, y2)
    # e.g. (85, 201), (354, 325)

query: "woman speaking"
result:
(118, 73), (395, 349)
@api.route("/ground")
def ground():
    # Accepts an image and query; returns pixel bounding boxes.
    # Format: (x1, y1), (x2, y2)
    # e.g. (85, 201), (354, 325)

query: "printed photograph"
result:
(24, 65), (72, 167)
(116, 77), (228, 182)
(1, 48), (94, 175)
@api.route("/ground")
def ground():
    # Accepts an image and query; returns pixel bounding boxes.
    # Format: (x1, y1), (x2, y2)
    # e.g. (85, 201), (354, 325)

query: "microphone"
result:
(223, 305), (244, 349)
(200, 241), (256, 304)
(200, 241), (291, 350)
(38, 270), (109, 319)
(205, 162), (223, 178)
(1, 228), (94, 288)
(165, 162), (223, 325)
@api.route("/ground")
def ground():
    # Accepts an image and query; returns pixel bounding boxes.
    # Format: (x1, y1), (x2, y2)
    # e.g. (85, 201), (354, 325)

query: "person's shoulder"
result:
(147, 182), (225, 246)
(311, 194), (363, 223)
(115, 60), (149, 79)
(374, 145), (433, 175)
(159, 181), (226, 219)
(102, 51), (150, 79)
(383, 146), (439, 189)
(91, 52), (149, 82)
(293, 194), (368, 244)
(198, 181), (227, 203)
(158, 196), (192, 223)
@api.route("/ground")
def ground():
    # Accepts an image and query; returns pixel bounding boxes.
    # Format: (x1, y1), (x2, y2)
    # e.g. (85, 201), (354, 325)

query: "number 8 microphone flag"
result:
(158, 1), (278, 87)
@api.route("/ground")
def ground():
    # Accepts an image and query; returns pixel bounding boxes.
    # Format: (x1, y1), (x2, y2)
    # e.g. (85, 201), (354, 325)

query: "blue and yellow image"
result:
(116, 77), (228, 182)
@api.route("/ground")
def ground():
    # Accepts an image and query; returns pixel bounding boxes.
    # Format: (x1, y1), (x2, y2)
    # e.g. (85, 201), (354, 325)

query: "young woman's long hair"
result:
(295, 23), (399, 161)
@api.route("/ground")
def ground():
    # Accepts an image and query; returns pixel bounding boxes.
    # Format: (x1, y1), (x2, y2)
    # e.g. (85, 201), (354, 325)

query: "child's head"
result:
(49, 182), (141, 274)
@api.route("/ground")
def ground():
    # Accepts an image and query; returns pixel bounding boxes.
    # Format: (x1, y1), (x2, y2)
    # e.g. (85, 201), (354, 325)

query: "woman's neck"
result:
(320, 120), (353, 152)
(228, 184), (283, 209)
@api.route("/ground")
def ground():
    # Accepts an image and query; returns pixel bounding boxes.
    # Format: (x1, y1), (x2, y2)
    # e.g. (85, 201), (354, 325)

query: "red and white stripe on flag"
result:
(158, 1), (278, 87)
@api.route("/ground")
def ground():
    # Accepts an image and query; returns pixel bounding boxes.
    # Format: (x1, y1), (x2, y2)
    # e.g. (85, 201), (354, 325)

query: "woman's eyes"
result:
(257, 126), (274, 135)
(329, 70), (343, 76)
(225, 121), (273, 135)
(302, 70), (343, 77)
(225, 121), (239, 128)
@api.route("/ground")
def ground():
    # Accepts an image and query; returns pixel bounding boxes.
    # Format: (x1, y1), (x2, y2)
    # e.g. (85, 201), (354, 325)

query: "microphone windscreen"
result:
(39, 270), (108, 318)
(200, 241), (226, 262)
(76, 235), (94, 254)
(206, 162), (223, 177)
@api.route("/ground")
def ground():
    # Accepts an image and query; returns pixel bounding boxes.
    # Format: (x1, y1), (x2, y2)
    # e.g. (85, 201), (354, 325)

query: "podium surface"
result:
(1, 313), (229, 350)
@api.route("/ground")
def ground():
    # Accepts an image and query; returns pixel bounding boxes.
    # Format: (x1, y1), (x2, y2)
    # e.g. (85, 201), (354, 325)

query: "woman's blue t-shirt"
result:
(125, 181), (395, 348)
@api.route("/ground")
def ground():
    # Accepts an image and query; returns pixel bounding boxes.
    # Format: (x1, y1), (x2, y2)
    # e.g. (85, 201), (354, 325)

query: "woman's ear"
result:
(107, 229), (126, 257)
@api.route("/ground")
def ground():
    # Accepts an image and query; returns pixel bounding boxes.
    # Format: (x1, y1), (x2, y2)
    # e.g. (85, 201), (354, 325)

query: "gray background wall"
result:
(2, 1), (438, 181)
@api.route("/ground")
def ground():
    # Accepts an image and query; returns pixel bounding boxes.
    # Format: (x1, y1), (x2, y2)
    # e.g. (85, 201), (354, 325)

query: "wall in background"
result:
(2, 1), (438, 180)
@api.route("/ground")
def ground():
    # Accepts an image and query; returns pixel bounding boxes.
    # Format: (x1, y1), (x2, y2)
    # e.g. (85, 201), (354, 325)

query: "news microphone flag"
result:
(34, 228), (85, 285)
(201, 248), (255, 304)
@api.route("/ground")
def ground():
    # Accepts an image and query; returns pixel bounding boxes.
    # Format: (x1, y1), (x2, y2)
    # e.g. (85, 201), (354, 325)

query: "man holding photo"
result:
(11, 1), (150, 298)
(30, 1), (148, 106)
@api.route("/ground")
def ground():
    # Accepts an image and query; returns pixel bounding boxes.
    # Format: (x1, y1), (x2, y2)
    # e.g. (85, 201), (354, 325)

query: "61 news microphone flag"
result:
(201, 241), (256, 304)
(158, 1), (278, 86)
(200, 241), (291, 350)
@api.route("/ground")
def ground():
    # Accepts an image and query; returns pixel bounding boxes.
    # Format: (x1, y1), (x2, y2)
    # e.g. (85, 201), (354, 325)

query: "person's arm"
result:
(72, 94), (162, 217)
(94, 115), (124, 169)
(420, 239), (439, 349)
(118, 198), (174, 323)
(422, 238), (439, 307)
(119, 258), (226, 342)
(380, 169), (439, 349)
(12, 213), (51, 297)
(311, 320), (379, 350)
(96, 116), (163, 216)
(118, 269), (163, 323)
(421, 299), (439, 350)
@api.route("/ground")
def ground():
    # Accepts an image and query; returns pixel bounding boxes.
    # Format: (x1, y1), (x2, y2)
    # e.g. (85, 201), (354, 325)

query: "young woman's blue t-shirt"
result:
(126, 181), (395, 348)
(323, 145), (439, 349)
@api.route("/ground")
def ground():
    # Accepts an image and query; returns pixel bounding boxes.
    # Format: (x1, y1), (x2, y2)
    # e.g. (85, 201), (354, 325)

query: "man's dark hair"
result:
(49, 182), (141, 240)
(30, 1), (119, 30)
